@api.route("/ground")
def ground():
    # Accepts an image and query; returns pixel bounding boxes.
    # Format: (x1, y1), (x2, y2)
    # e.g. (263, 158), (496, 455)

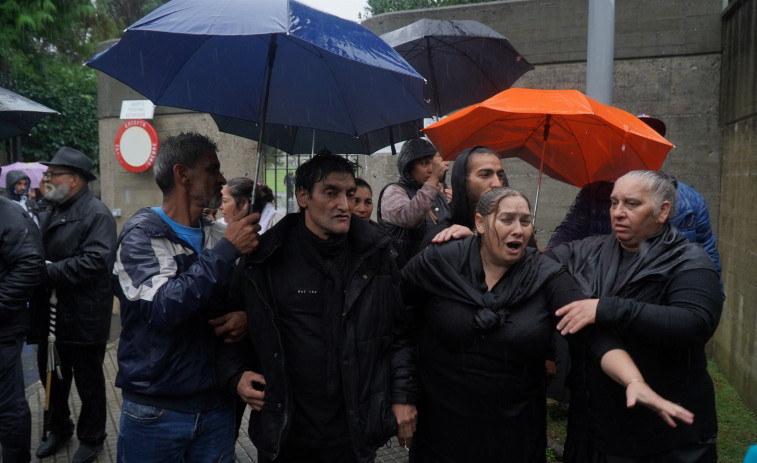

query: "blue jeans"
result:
(117, 398), (235, 463)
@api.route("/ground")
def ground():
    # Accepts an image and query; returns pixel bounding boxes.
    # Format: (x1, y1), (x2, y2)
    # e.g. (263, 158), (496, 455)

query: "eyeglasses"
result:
(42, 171), (74, 180)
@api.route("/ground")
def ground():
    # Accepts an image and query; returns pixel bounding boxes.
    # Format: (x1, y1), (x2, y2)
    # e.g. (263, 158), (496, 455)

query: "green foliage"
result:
(0, 0), (132, 165)
(365, 0), (497, 17)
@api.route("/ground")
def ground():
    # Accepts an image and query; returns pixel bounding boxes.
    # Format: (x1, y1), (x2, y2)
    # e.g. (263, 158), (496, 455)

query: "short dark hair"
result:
(354, 177), (372, 193)
(153, 132), (218, 194)
(226, 177), (255, 209)
(295, 153), (358, 196)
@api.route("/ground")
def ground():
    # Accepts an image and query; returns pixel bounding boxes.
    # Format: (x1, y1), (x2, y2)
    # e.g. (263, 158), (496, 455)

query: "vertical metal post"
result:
(586, 0), (615, 105)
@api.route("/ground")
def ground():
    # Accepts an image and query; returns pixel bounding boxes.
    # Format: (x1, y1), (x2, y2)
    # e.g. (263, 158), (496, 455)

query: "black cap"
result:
(636, 114), (666, 137)
(42, 147), (97, 181)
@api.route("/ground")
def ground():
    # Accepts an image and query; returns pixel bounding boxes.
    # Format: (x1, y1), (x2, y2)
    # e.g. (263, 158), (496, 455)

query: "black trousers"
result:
(258, 443), (358, 463)
(36, 342), (107, 444)
(0, 336), (31, 463)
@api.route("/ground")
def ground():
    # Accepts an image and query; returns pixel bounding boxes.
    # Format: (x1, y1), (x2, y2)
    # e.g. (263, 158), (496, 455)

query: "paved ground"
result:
(21, 316), (409, 463)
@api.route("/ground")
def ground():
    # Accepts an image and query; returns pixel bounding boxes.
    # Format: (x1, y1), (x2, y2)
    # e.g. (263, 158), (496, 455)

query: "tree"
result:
(365, 0), (497, 17)
(0, 0), (169, 164)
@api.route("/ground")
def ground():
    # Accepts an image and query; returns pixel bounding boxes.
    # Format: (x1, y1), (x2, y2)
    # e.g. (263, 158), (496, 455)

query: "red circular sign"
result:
(114, 119), (159, 173)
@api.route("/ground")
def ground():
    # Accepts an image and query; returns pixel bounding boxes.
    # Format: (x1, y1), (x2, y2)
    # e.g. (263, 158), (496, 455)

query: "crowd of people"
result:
(0, 119), (731, 463)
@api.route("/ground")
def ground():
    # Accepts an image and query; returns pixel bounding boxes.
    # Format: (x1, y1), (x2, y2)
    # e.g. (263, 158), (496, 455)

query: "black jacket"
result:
(0, 196), (46, 340)
(402, 238), (581, 462)
(33, 186), (117, 345)
(549, 224), (722, 458)
(217, 213), (416, 462)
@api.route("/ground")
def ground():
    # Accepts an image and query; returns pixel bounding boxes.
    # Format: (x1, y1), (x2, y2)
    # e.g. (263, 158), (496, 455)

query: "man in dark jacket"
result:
(0, 194), (46, 463)
(377, 138), (450, 265)
(4, 169), (41, 226)
(112, 132), (260, 462)
(420, 145), (507, 247)
(33, 147), (117, 463)
(217, 153), (418, 463)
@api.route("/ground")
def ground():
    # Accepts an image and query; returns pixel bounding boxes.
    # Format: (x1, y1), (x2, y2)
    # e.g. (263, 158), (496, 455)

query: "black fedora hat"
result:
(636, 114), (667, 137)
(42, 147), (97, 181)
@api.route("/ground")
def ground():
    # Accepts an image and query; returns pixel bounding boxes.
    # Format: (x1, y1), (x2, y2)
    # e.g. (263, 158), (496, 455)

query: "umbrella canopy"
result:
(86, 0), (429, 138)
(0, 87), (58, 139)
(423, 88), (674, 187)
(212, 115), (423, 155)
(0, 161), (48, 189)
(381, 19), (533, 118)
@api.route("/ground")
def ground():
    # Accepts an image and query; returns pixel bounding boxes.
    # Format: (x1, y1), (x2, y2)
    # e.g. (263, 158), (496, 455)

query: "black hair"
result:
(226, 177), (255, 209)
(153, 132), (218, 194)
(354, 177), (372, 193)
(254, 183), (275, 205)
(295, 153), (358, 196)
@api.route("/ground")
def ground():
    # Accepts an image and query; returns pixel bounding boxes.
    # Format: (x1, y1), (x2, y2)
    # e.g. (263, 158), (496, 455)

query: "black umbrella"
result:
(212, 115), (423, 155)
(0, 86), (58, 139)
(381, 19), (533, 118)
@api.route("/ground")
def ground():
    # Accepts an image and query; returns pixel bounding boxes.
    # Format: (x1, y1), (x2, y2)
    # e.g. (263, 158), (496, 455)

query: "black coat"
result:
(402, 238), (582, 463)
(549, 224), (722, 458)
(0, 197), (46, 340)
(217, 213), (416, 463)
(33, 186), (117, 345)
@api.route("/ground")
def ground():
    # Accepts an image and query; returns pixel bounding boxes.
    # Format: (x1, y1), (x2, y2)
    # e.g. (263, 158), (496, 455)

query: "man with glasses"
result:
(32, 147), (117, 463)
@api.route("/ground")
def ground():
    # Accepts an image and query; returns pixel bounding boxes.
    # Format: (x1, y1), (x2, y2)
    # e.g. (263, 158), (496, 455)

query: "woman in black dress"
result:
(402, 187), (693, 463)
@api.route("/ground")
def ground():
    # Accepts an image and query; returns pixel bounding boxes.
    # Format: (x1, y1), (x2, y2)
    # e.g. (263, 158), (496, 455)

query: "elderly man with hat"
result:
(31, 147), (117, 463)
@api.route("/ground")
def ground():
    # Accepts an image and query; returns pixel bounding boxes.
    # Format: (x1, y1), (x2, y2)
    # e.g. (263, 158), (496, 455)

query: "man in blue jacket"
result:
(112, 132), (260, 462)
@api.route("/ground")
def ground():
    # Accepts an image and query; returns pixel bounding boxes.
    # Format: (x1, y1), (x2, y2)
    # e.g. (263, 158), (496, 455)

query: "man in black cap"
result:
(32, 147), (117, 463)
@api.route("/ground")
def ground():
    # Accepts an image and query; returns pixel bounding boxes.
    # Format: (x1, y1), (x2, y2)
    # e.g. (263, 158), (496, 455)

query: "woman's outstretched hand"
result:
(625, 381), (695, 428)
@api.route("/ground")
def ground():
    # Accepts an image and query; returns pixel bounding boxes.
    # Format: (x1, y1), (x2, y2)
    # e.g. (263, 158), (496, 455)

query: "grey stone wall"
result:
(714, 0), (757, 414)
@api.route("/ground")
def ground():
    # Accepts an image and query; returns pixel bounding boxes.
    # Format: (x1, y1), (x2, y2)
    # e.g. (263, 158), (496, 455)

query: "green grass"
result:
(710, 360), (757, 462)
(545, 361), (757, 462)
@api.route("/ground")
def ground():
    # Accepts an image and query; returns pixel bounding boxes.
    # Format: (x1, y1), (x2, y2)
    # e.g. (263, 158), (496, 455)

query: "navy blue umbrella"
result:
(381, 19), (533, 118)
(86, 0), (429, 181)
(212, 115), (423, 155)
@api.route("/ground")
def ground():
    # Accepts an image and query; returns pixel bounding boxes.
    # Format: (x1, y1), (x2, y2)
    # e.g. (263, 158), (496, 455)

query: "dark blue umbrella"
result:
(86, 0), (428, 142)
(212, 115), (423, 155)
(381, 19), (533, 118)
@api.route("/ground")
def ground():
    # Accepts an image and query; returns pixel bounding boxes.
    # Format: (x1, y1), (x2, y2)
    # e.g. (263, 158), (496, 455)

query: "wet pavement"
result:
(20, 315), (409, 462)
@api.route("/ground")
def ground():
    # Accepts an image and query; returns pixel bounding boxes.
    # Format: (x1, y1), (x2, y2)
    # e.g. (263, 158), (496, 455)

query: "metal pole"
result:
(532, 115), (551, 227)
(252, 36), (278, 212)
(586, 0), (615, 105)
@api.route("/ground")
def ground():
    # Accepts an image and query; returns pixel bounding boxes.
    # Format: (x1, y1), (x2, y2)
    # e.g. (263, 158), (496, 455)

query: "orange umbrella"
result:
(423, 88), (674, 219)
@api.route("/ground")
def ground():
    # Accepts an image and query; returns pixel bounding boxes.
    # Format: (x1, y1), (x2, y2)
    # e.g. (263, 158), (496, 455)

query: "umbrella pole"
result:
(252, 36), (278, 210)
(532, 115), (551, 227)
(425, 36), (443, 118)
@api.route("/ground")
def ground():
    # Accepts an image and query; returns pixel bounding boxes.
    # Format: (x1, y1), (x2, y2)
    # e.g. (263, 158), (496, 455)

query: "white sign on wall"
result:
(120, 100), (155, 120)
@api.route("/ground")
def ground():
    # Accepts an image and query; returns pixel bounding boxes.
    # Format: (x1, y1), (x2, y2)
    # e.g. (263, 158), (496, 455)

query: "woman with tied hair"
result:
(402, 187), (694, 463)
(550, 170), (722, 463)
(253, 183), (281, 234)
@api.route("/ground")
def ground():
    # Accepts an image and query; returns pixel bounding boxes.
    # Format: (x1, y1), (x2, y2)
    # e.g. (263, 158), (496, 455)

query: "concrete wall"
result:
(714, 0), (757, 414)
